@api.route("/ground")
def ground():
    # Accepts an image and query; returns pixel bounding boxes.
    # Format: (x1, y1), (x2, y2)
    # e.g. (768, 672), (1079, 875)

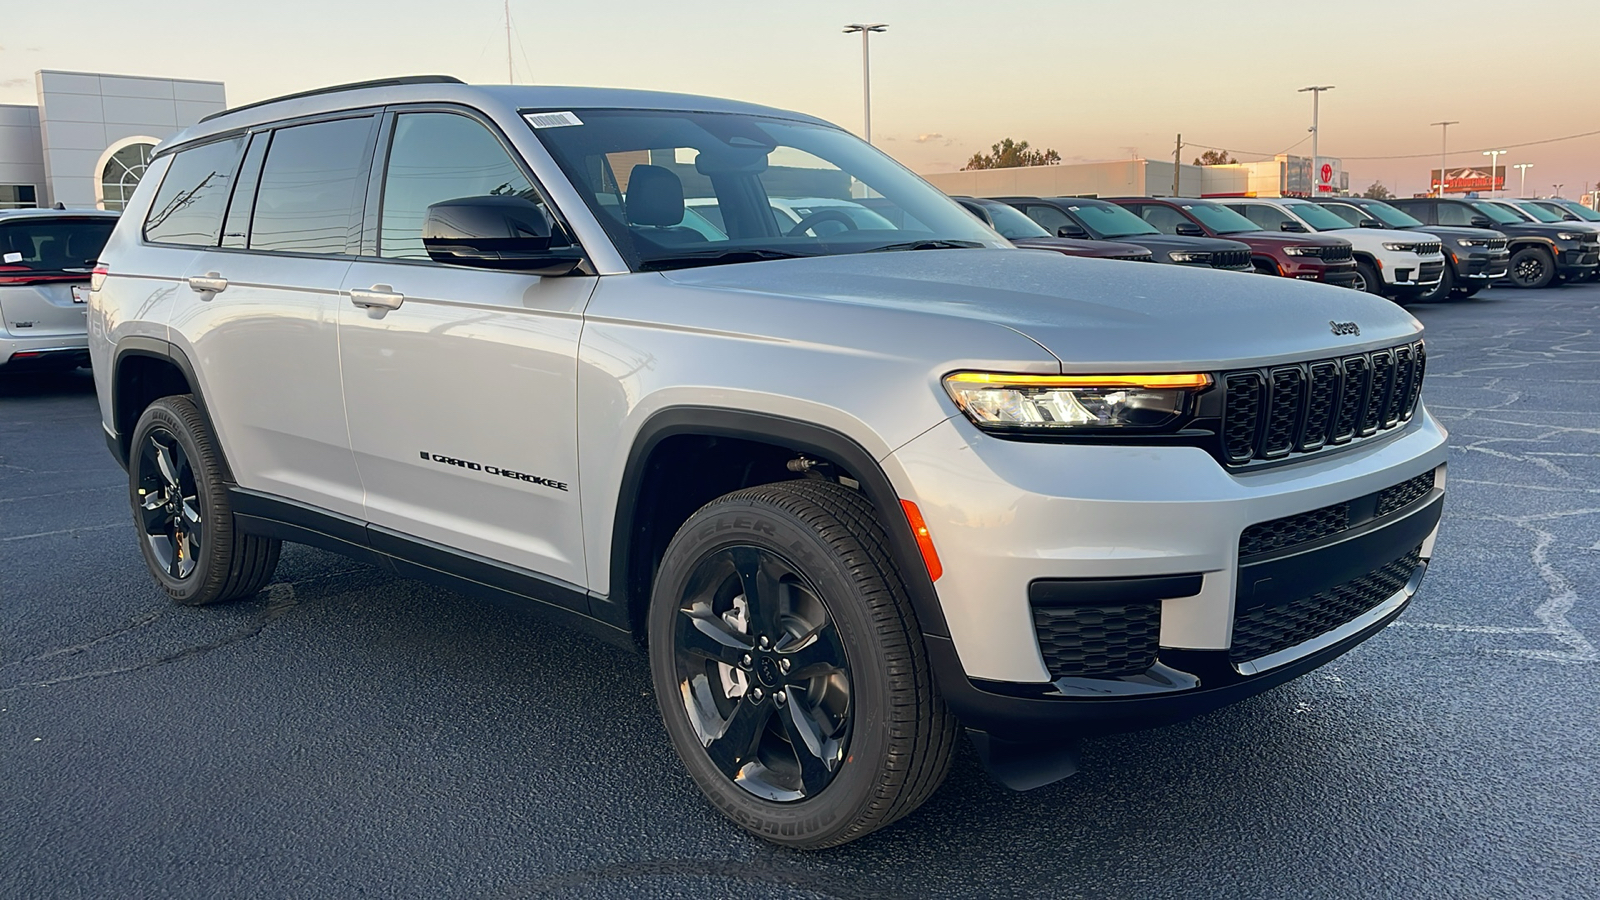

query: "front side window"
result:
(250, 117), (374, 255)
(528, 109), (1001, 270)
(1280, 202), (1353, 232)
(380, 112), (568, 260)
(101, 143), (155, 212)
(1548, 200), (1600, 223)
(1504, 201), (1558, 223)
(1022, 204), (1076, 235)
(979, 201), (1049, 240)
(1231, 204), (1292, 232)
(1318, 203), (1366, 227)
(144, 138), (244, 246)
(1182, 203), (1260, 234)
(1351, 200), (1425, 228)
(1435, 202), (1477, 226)
(1136, 204), (1195, 235)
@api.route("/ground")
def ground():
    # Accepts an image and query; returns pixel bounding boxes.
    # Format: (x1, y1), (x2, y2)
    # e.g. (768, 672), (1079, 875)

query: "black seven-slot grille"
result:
(1222, 340), (1425, 466)
(1238, 469), (1436, 559)
(1229, 546), (1422, 664)
(1317, 244), (1354, 262)
(1033, 604), (1160, 679)
(1210, 248), (1252, 270)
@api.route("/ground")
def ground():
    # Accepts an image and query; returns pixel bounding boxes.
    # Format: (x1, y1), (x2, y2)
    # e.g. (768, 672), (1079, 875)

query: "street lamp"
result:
(1299, 85), (1334, 196)
(1513, 162), (1533, 198)
(1553, 183), (1565, 198)
(1482, 149), (1507, 196)
(1431, 121), (1459, 197)
(842, 24), (888, 145)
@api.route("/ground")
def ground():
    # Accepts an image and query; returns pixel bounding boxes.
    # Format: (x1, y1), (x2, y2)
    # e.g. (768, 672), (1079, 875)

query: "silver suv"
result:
(1, 208), (118, 371)
(88, 77), (1448, 848)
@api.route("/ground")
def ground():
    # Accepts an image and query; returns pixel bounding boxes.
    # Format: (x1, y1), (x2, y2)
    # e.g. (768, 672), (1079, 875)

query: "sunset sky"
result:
(3, 0), (1594, 197)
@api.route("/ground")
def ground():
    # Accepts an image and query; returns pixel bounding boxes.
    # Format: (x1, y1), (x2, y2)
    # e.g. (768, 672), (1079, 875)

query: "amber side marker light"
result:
(899, 499), (943, 582)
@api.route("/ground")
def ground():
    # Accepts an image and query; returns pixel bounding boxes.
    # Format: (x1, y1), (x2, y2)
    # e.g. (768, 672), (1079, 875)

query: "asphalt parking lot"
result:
(3, 282), (1598, 899)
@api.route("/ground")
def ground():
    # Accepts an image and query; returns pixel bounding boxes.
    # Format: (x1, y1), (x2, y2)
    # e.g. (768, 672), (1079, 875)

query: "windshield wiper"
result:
(863, 239), (985, 253)
(639, 248), (813, 271)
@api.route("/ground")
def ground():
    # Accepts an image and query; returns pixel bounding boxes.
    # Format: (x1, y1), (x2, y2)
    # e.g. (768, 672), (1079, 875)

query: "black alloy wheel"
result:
(1508, 247), (1555, 289)
(135, 428), (203, 579)
(670, 545), (851, 802)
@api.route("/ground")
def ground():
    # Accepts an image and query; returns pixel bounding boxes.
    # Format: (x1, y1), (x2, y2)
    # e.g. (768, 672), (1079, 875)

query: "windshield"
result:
(1182, 203), (1259, 234)
(1282, 202), (1356, 232)
(1548, 200), (1600, 222)
(1507, 201), (1561, 223)
(0, 216), (115, 281)
(1065, 202), (1159, 238)
(1350, 200), (1424, 228)
(1470, 201), (1527, 224)
(527, 109), (1002, 269)
(979, 201), (1051, 239)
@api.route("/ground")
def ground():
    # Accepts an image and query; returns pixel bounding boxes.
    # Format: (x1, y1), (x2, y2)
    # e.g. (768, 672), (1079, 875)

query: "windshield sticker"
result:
(524, 111), (583, 129)
(2, 252), (20, 264)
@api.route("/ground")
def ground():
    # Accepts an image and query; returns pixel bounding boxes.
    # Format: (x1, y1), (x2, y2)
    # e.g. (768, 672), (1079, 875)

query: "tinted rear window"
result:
(144, 137), (245, 246)
(0, 217), (116, 275)
(250, 117), (374, 255)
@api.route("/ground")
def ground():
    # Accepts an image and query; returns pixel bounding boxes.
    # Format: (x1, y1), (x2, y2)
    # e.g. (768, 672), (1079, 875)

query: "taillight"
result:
(90, 264), (109, 292)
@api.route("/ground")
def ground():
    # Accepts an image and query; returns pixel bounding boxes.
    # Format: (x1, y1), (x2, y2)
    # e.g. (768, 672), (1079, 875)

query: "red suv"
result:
(1109, 197), (1359, 288)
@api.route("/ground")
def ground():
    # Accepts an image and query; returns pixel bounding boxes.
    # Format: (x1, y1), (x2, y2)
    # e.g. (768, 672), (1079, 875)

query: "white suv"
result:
(88, 77), (1448, 848)
(1224, 197), (1445, 299)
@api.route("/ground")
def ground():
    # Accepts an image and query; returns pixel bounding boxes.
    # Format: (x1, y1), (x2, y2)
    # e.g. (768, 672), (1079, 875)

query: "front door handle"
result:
(187, 272), (227, 298)
(349, 284), (404, 310)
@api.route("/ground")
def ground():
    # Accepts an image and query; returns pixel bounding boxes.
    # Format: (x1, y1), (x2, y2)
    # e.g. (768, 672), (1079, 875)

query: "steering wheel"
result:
(786, 209), (860, 237)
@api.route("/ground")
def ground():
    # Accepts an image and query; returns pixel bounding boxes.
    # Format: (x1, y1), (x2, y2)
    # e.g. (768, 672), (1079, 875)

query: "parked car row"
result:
(1387, 197), (1600, 291)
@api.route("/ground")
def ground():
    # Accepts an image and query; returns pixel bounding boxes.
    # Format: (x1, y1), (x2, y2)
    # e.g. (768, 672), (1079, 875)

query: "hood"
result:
(657, 249), (1421, 371)
(1401, 224), (1505, 242)
(1322, 226), (1438, 246)
(1009, 236), (1153, 259)
(1105, 233), (1253, 259)
(1217, 230), (1348, 249)
(1494, 221), (1587, 238)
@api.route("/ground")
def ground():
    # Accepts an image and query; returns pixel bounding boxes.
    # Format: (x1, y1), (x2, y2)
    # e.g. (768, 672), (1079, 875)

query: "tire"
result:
(128, 395), (281, 605)
(1252, 260), (1277, 277)
(1415, 261), (1455, 303)
(1352, 259), (1383, 295)
(648, 479), (956, 849)
(1454, 285), (1482, 299)
(1507, 247), (1556, 289)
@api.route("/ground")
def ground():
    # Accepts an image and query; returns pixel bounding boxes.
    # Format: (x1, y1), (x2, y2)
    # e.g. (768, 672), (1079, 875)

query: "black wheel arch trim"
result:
(608, 406), (952, 642)
(109, 337), (233, 481)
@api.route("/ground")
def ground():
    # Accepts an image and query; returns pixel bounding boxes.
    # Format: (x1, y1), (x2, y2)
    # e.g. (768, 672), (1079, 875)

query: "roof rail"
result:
(199, 75), (466, 123)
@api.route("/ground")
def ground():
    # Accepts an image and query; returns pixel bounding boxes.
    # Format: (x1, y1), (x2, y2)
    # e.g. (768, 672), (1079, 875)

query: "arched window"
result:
(100, 142), (156, 211)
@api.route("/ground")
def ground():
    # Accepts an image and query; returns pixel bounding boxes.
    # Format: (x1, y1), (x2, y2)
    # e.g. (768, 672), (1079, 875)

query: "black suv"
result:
(1314, 197), (1508, 301)
(997, 197), (1253, 271)
(1389, 197), (1598, 289)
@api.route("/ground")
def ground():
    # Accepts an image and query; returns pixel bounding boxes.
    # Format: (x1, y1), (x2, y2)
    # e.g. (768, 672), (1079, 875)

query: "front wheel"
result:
(129, 396), (281, 605)
(648, 479), (955, 848)
(1508, 247), (1556, 289)
(1415, 261), (1455, 303)
(1352, 259), (1383, 295)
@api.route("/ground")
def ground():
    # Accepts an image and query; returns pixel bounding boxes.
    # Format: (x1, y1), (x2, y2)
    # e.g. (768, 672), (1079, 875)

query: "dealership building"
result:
(0, 70), (226, 212)
(923, 154), (1349, 200)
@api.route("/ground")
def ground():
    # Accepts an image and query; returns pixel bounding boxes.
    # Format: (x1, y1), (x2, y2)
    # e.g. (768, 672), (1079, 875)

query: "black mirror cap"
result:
(1056, 224), (1090, 239)
(1470, 216), (1495, 228)
(422, 195), (584, 274)
(1280, 221), (1306, 233)
(1359, 218), (1384, 228)
(1174, 221), (1204, 237)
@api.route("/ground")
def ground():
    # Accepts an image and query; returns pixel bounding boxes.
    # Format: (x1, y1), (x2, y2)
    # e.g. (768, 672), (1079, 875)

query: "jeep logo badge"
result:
(1329, 320), (1361, 336)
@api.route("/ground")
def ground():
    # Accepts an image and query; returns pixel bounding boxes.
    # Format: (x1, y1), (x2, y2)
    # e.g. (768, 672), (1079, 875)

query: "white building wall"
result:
(0, 104), (47, 204)
(924, 159), (1254, 200)
(35, 70), (225, 209)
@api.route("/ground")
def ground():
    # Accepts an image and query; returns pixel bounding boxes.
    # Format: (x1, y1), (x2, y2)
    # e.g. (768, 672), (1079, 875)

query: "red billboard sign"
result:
(1431, 166), (1505, 195)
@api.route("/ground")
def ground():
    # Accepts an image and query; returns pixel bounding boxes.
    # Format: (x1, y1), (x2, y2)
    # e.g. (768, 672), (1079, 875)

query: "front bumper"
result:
(1459, 249), (1510, 282)
(1281, 258), (1359, 287)
(1557, 246), (1600, 276)
(889, 407), (1448, 736)
(1384, 257), (1445, 291)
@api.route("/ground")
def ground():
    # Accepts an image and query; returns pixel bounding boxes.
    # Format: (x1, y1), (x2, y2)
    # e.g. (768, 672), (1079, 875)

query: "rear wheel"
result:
(1351, 259), (1383, 295)
(648, 479), (955, 848)
(1508, 247), (1556, 289)
(129, 396), (281, 605)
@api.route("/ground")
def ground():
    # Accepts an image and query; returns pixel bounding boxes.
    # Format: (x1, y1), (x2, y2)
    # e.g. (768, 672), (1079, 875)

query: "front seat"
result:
(625, 165), (707, 247)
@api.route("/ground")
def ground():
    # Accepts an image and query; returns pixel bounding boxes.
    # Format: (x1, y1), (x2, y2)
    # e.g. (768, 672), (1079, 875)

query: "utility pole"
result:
(1431, 121), (1459, 197)
(1483, 149), (1507, 196)
(1173, 133), (1182, 196)
(1299, 85), (1334, 197)
(842, 24), (888, 144)
(1513, 163), (1533, 198)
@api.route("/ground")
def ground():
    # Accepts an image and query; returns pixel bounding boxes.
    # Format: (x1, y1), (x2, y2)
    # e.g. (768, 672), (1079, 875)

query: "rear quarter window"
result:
(144, 137), (245, 246)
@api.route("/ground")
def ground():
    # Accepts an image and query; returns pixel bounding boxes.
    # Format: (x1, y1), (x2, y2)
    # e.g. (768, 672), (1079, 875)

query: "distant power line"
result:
(1187, 126), (1600, 163)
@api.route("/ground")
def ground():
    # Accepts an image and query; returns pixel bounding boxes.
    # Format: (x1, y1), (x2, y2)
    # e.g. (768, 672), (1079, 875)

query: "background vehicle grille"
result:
(1317, 244), (1353, 261)
(1220, 340), (1425, 466)
(1414, 241), (1442, 256)
(1033, 603), (1160, 679)
(1210, 249), (1252, 270)
(1486, 238), (1508, 251)
(1229, 546), (1422, 664)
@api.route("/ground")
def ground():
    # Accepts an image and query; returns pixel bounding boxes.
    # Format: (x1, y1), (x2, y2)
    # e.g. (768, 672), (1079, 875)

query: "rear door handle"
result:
(349, 284), (404, 310)
(187, 272), (227, 298)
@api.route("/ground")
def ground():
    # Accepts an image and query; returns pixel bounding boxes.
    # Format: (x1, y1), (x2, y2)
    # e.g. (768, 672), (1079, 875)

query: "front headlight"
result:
(1168, 251), (1210, 263)
(1381, 242), (1418, 252)
(943, 372), (1212, 433)
(1557, 231), (1584, 241)
(1283, 246), (1322, 256)
(1456, 238), (1489, 247)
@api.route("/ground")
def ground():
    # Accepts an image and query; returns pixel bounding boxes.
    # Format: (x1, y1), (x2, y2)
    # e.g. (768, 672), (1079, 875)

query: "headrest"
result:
(625, 165), (684, 227)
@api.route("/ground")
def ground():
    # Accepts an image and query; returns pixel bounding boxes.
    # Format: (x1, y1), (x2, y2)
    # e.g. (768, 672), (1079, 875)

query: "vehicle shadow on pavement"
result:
(0, 368), (96, 399)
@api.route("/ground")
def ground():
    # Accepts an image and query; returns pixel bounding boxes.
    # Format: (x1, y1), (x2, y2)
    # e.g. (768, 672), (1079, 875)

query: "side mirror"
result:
(1174, 221), (1204, 237)
(1359, 218), (1384, 228)
(1470, 216), (1494, 228)
(422, 195), (583, 275)
(1279, 221), (1306, 233)
(1056, 223), (1090, 239)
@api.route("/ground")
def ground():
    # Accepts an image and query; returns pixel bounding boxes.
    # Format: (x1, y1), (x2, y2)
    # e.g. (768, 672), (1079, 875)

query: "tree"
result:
(963, 138), (1061, 170)
(1192, 149), (1238, 166)
(1362, 181), (1393, 200)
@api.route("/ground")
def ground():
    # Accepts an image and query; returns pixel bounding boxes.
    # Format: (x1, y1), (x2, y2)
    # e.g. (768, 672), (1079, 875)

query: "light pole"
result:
(1513, 162), (1533, 198)
(1431, 121), (1459, 197)
(1482, 149), (1507, 196)
(1299, 85), (1335, 196)
(842, 24), (887, 145)
(1553, 183), (1565, 198)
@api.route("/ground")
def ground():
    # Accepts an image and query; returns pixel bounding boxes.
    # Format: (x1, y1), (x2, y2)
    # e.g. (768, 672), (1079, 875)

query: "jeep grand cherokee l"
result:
(998, 196), (1255, 271)
(1389, 197), (1599, 289)
(1222, 197), (1444, 300)
(89, 76), (1448, 849)
(1313, 197), (1508, 301)
(956, 196), (1155, 261)
(1108, 196), (1358, 286)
